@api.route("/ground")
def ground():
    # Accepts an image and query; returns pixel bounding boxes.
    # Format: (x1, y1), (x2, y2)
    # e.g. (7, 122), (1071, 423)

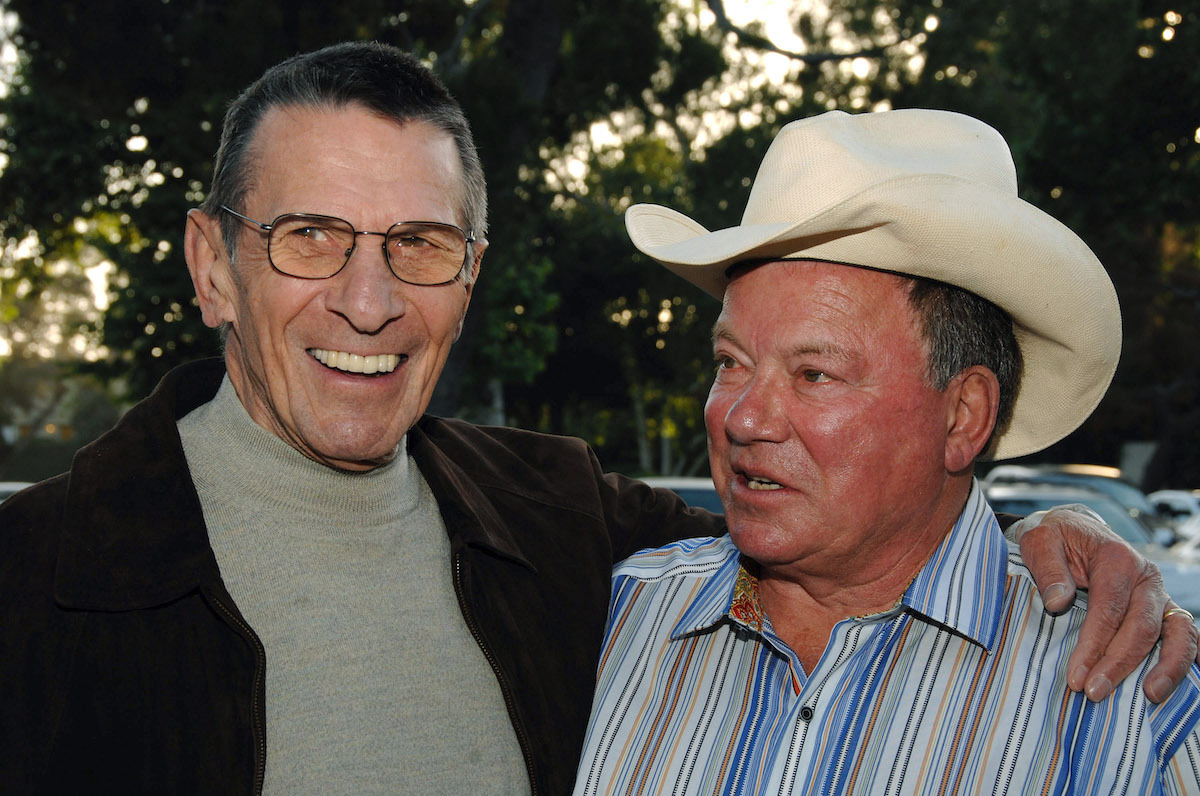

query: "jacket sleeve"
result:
(596, 462), (727, 563)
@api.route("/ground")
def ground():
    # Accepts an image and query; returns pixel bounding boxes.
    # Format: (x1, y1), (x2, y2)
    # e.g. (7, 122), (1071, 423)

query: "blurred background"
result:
(0, 0), (1197, 497)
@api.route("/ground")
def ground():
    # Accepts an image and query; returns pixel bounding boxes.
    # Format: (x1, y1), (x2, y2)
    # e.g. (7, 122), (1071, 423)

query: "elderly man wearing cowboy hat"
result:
(573, 109), (1200, 794)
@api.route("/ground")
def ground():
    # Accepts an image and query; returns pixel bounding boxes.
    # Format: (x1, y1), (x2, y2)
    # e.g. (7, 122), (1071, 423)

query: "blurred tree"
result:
(0, 0), (729, 476)
(3, 0), (1195, 483)
(504, 0), (909, 474)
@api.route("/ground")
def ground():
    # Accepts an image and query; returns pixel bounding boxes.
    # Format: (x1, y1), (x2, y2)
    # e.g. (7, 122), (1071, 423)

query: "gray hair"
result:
(906, 275), (1023, 459)
(200, 41), (487, 282)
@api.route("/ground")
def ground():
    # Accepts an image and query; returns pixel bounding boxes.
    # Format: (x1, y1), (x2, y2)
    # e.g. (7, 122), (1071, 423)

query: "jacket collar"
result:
(408, 419), (535, 570)
(54, 359), (532, 611)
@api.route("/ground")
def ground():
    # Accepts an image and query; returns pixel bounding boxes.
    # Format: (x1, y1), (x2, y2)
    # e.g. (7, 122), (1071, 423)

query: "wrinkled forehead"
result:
(722, 259), (915, 310)
(715, 259), (921, 347)
(243, 104), (465, 219)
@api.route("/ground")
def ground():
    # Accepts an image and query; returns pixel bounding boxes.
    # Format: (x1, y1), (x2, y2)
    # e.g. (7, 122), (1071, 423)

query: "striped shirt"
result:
(574, 484), (1200, 795)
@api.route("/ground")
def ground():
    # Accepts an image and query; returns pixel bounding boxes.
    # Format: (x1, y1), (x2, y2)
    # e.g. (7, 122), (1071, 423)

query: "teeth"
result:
(310, 349), (403, 374)
(747, 477), (783, 491)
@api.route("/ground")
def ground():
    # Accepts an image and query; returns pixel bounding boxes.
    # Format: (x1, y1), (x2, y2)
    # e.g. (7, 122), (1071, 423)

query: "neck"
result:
(758, 477), (971, 672)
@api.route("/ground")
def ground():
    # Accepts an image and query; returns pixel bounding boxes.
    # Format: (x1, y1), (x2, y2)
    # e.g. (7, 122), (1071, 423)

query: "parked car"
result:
(1172, 532), (1200, 562)
(984, 482), (1200, 619)
(981, 463), (1177, 545)
(1148, 489), (1200, 540)
(0, 481), (34, 503)
(640, 476), (724, 514)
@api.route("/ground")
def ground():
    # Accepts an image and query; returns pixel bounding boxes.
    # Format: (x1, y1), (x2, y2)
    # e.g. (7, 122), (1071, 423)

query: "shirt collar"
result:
(899, 481), (1008, 649)
(669, 482), (1009, 650)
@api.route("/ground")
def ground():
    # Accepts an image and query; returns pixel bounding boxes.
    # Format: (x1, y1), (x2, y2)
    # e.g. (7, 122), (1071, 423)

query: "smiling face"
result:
(185, 104), (485, 471)
(705, 260), (976, 579)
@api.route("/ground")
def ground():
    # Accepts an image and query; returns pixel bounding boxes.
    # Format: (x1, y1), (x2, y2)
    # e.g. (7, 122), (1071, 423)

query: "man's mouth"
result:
(309, 348), (405, 375)
(746, 475), (783, 491)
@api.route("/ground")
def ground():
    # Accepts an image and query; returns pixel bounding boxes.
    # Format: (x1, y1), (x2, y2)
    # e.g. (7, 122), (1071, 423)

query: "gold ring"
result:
(1163, 607), (1195, 622)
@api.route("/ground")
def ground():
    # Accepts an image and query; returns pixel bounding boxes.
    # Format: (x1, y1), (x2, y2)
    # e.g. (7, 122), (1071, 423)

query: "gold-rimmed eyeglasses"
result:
(220, 205), (475, 286)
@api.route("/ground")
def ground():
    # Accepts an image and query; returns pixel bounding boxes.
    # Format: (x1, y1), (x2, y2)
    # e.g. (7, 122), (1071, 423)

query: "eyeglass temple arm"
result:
(219, 205), (272, 232)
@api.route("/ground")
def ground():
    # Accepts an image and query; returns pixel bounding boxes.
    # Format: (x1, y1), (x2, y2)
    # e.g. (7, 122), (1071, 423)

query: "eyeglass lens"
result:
(267, 214), (467, 284)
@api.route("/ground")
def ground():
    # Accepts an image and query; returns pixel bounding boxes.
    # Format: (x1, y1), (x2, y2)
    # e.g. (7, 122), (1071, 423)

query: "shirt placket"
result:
(774, 615), (894, 795)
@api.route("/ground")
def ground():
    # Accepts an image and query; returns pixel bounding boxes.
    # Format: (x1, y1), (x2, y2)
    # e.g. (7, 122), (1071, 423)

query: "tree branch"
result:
(703, 0), (912, 66)
(438, 0), (494, 74)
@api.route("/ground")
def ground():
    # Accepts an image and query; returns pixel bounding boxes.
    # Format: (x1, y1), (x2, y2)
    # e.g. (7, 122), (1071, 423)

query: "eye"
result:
(293, 225), (333, 242)
(714, 354), (737, 372)
(394, 233), (434, 248)
(801, 370), (831, 383)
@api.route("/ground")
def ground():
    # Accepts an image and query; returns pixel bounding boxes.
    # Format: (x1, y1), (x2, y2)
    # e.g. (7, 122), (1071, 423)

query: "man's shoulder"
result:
(414, 416), (595, 476)
(412, 415), (604, 509)
(0, 474), (69, 549)
(417, 415), (591, 454)
(614, 535), (736, 581)
(0, 475), (71, 628)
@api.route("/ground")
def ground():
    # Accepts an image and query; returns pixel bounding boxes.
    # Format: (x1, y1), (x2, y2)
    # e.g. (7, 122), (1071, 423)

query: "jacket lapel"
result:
(407, 420), (535, 571)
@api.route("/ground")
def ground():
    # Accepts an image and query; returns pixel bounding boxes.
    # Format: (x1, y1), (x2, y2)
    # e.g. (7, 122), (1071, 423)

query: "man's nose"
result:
(724, 373), (790, 444)
(324, 240), (406, 334)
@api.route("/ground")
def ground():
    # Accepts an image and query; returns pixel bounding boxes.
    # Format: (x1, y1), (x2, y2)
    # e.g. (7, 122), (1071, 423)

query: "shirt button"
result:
(799, 705), (814, 721)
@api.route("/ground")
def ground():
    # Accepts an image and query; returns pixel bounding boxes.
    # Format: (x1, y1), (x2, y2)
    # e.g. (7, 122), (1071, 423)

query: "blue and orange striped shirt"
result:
(574, 484), (1200, 795)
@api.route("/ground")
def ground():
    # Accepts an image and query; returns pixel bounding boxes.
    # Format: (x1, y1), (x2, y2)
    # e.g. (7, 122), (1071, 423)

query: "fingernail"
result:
(1069, 665), (1089, 689)
(1042, 583), (1071, 607)
(1085, 674), (1112, 702)
(1145, 675), (1170, 704)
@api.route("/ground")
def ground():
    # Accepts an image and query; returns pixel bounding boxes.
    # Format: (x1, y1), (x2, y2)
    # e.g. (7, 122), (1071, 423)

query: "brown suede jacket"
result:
(0, 359), (725, 794)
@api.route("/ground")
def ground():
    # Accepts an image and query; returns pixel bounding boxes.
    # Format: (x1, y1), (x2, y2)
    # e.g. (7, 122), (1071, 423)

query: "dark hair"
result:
(906, 276), (1023, 459)
(200, 41), (486, 280)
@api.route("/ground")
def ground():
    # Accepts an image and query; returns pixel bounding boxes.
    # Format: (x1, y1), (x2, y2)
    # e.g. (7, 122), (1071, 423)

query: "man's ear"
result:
(184, 209), (238, 329)
(944, 366), (1000, 474)
(453, 235), (487, 341)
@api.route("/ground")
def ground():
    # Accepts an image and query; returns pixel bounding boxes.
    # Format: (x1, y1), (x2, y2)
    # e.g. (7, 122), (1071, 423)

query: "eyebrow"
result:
(710, 319), (855, 363)
(710, 319), (735, 346)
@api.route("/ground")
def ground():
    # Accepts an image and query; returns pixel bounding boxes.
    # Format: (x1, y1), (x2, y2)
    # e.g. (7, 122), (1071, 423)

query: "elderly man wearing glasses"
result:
(1, 41), (1195, 794)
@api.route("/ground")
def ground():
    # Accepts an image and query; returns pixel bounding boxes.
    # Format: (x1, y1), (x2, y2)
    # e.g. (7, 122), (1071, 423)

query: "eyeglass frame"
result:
(219, 205), (477, 286)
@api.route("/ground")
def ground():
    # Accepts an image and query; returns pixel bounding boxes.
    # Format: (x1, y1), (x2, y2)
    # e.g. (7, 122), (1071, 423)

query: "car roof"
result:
(639, 476), (717, 489)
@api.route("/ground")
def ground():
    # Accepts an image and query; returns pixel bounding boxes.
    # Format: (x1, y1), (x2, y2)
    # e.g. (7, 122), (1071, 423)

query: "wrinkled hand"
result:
(1015, 506), (1199, 703)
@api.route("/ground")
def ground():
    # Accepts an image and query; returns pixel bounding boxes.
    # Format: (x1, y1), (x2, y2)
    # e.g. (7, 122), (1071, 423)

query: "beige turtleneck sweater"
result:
(177, 377), (528, 794)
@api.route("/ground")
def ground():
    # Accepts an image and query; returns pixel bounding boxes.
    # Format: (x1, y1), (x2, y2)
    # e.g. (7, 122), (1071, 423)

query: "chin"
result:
(319, 447), (399, 472)
(728, 520), (798, 558)
(305, 428), (406, 471)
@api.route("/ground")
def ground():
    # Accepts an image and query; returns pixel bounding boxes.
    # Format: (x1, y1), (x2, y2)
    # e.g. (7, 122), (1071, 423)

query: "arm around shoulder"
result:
(599, 469), (726, 562)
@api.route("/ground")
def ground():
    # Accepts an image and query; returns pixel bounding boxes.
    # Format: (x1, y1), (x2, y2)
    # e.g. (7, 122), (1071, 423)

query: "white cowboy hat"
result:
(626, 108), (1120, 460)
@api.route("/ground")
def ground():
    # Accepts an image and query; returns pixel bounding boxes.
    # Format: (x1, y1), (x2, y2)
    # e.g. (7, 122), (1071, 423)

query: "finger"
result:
(1077, 565), (1167, 701)
(1064, 552), (1134, 696)
(1143, 604), (1199, 703)
(1058, 540), (1137, 693)
(1018, 523), (1078, 614)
